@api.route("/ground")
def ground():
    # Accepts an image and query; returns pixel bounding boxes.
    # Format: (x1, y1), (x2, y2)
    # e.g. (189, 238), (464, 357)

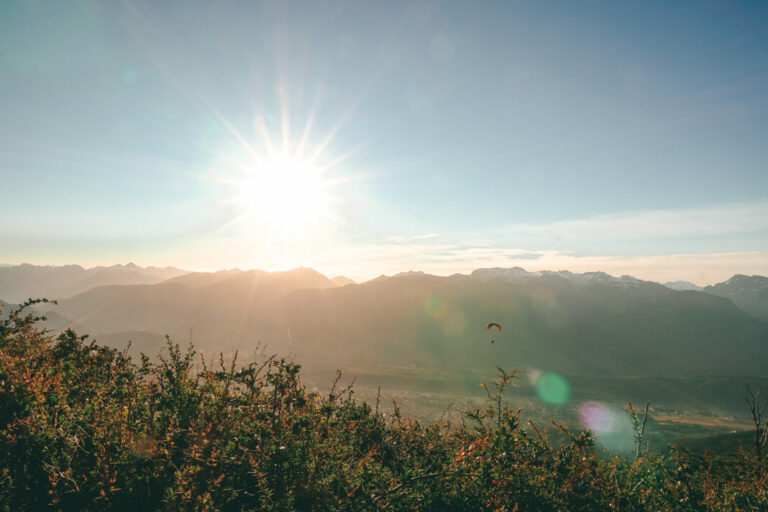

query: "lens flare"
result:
(535, 371), (570, 405)
(424, 294), (448, 319)
(577, 403), (636, 452)
(580, 402), (615, 433)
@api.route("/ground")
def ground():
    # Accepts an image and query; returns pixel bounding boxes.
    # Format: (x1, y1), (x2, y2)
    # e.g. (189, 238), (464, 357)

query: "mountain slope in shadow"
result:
(49, 267), (768, 379)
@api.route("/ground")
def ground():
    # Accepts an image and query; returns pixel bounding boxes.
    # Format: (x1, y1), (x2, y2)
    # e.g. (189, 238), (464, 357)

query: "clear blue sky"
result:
(2, 0), (768, 283)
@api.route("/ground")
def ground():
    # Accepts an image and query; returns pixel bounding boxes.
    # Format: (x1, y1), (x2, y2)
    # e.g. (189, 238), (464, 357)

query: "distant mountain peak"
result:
(722, 274), (767, 285)
(470, 267), (535, 280)
(470, 267), (648, 288)
(664, 280), (703, 291)
(275, 267), (334, 282)
(393, 270), (429, 278)
(711, 274), (768, 290)
(705, 274), (768, 322)
(330, 276), (356, 287)
(0, 263), (188, 302)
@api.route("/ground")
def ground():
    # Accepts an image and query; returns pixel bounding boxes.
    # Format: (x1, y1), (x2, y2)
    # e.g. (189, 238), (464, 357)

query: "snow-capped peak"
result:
(470, 267), (538, 281)
(471, 267), (648, 288)
(664, 281), (703, 291)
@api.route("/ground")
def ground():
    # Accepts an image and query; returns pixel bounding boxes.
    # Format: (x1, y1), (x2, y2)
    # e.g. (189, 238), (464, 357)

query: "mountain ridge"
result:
(703, 274), (768, 322)
(38, 265), (768, 381)
(0, 263), (188, 303)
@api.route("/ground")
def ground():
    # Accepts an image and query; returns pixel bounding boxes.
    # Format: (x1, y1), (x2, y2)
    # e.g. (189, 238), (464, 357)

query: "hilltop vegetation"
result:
(1, 300), (767, 511)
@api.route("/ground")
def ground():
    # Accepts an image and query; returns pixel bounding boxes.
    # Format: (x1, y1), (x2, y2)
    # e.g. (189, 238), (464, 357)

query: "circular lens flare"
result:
(577, 402), (636, 452)
(535, 371), (570, 405)
(424, 294), (448, 319)
(580, 402), (615, 433)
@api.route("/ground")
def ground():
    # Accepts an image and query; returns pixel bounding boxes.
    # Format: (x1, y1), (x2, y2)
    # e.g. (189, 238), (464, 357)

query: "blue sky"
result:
(1, 0), (768, 283)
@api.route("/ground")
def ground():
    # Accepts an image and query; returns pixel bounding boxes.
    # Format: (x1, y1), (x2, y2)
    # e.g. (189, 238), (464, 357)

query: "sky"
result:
(1, 0), (768, 284)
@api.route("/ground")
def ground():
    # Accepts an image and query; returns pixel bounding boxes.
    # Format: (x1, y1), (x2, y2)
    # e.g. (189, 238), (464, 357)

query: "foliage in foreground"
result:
(1, 300), (767, 511)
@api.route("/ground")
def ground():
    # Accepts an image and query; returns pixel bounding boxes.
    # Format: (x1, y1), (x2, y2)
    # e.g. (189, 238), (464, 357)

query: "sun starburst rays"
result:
(207, 98), (353, 249)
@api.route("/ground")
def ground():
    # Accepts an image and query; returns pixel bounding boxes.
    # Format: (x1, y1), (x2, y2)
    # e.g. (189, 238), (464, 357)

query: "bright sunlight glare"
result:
(204, 82), (355, 251)
(232, 154), (336, 240)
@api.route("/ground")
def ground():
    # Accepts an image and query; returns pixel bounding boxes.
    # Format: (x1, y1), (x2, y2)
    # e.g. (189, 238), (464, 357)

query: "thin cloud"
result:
(506, 201), (768, 241)
(386, 233), (439, 243)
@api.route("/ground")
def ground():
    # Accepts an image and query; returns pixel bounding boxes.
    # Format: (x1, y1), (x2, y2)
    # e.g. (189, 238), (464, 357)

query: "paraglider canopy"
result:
(486, 322), (501, 344)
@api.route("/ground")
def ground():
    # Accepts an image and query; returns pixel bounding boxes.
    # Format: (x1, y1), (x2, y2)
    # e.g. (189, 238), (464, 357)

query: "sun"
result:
(231, 153), (337, 239)
(206, 94), (354, 247)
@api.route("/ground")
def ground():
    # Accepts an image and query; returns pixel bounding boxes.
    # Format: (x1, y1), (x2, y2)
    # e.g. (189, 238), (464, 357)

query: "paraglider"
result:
(486, 322), (501, 343)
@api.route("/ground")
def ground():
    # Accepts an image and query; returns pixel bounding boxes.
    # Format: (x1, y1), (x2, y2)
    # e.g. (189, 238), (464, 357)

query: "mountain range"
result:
(0, 263), (187, 303)
(2, 264), (765, 381)
(664, 276), (768, 323)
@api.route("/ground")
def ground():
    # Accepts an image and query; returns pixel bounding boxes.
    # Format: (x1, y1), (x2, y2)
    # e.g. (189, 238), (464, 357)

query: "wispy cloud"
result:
(505, 201), (768, 242)
(385, 233), (439, 243)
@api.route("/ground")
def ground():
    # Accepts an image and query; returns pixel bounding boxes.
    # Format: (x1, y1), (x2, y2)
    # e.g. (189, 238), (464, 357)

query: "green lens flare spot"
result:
(535, 371), (570, 405)
(424, 294), (448, 319)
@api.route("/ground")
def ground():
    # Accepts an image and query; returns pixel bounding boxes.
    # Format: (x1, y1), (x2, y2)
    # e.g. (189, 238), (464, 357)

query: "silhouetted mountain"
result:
(0, 263), (188, 302)
(704, 274), (768, 322)
(47, 267), (768, 380)
(51, 267), (339, 347)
